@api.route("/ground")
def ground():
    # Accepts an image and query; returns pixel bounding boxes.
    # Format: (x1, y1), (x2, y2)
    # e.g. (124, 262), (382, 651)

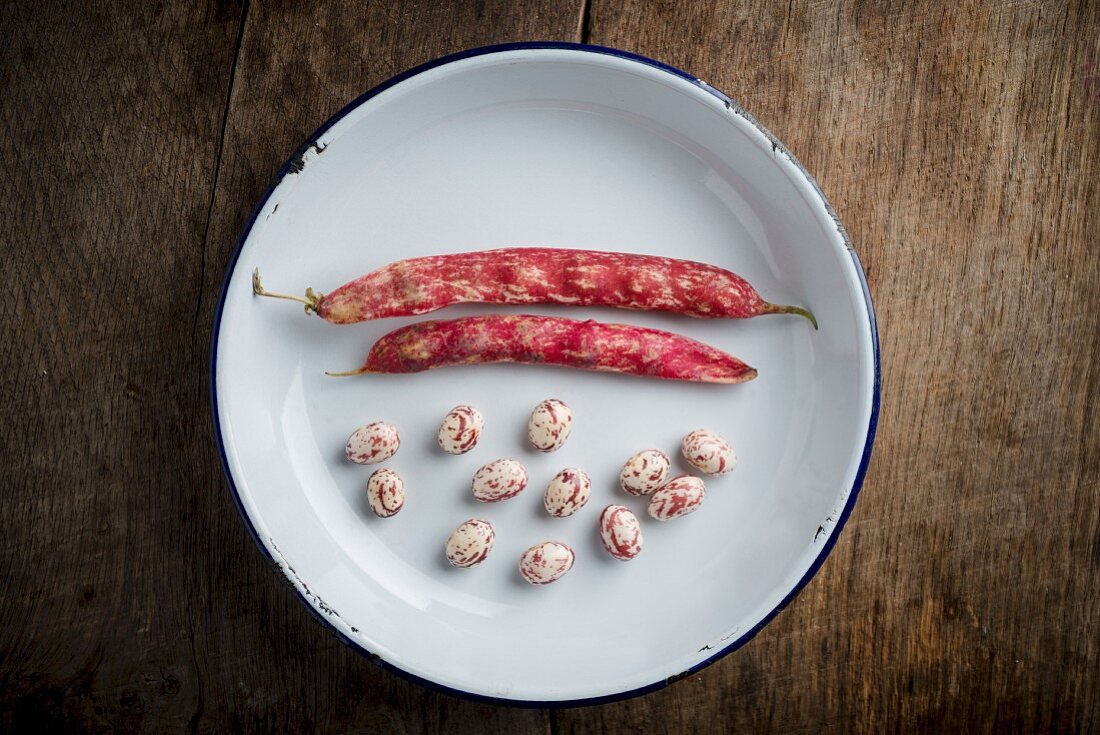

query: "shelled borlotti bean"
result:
(366, 468), (405, 518)
(346, 421), (400, 464)
(471, 459), (528, 503)
(527, 398), (573, 452)
(345, 401), (739, 584)
(599, 505), (643, 560)
(619, 449), (671, 496)
(445, 519), (495, 568)
(648, 476), (707, 521)
(437, 405), (483, 455)
(681, 429), (736, 475)
(543, 468), (591, 517)
(519, 541), (575, 584)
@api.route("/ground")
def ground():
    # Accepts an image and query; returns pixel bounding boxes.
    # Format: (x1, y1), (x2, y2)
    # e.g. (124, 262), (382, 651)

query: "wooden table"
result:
(2, 1), (1097, 730)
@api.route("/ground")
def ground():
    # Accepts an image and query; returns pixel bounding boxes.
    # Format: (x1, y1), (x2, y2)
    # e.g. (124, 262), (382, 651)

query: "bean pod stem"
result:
(252, 269), (324, 315)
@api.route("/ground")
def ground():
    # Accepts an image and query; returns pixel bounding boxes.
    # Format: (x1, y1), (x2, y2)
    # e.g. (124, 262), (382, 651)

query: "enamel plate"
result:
(211, 43), (879, 705)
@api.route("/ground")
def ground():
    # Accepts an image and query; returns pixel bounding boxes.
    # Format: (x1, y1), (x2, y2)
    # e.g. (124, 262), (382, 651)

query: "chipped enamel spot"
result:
(518, 541), (575, 585)
(268, 539), (349, 624)
(681, 429), (736, 475)
(619, 449), (671, 496)
(445, 519), (495, 568)
(346, 422), (400, 464)
(219, 45), (876, 703)
(543, 468), (592, 517)
(438, 405), (484, 454)
(527, 398), (573, 452)
(471, 459), (528, 502)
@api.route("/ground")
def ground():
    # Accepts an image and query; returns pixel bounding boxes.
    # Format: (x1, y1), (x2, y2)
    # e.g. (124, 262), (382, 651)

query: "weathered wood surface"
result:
(0, 1), (578, 732)
(1, 0), (1097, 731)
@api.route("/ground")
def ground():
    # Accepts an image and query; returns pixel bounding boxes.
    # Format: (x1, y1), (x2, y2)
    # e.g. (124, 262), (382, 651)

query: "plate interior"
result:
(214, 48), (874, 702)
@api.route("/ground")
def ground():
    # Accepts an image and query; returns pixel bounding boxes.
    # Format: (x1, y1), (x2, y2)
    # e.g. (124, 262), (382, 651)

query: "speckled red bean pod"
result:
(253, 248), (815, 327)
(326, 314), (757, 384)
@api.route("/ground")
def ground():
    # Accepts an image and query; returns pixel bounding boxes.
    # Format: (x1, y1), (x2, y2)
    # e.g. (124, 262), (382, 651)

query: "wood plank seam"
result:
(191, 1), (251, 348)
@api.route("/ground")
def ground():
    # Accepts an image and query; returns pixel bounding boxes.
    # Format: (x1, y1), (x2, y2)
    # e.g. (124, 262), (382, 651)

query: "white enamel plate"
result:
(211, 43), (879, 705)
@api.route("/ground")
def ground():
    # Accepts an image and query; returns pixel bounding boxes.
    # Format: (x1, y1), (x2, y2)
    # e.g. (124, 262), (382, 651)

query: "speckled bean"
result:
(366, 468), (404, 517)
(619, 449), (671, 496)
(543, 468), (592, 517)
(598, 505), (643, 560)
(438, 405), (483, 455)
(346, 421), (400, 464)
(647, 476), (706, 521)
(527, 399), (573, 452)
(681, 429), (736, 475)
(471, 459), (528, 502)
(445, 519), (495, 568)
(518, 541), (575, 585)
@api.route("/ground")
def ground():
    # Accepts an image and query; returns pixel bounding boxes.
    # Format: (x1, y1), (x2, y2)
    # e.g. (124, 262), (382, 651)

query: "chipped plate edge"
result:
(209, 41), (880, 708)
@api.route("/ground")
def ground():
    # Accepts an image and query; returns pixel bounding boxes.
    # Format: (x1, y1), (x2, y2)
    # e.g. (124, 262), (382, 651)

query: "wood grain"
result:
(0, 1), (246, 731)
(0, 1), (579, 732)
(558, 0), (1100, 731)
(1, 0), (1097, 731)
(191, 2), (580, 731)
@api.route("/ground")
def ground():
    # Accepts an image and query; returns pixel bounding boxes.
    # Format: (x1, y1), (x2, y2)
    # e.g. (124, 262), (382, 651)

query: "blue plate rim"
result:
(208, 40), (881, 708)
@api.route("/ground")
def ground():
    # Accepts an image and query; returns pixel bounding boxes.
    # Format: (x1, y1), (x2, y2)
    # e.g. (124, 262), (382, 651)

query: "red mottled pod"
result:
(253, 248), (815, 327)
(445, 519), (495, 568)
(327, 314), (757, 384)
(598, 505), (644, 561)
(648, 476), (706, 521)
(366, 468), (404, 518)
(519, 541), (575, 585)
(471, 459), (528, 503)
